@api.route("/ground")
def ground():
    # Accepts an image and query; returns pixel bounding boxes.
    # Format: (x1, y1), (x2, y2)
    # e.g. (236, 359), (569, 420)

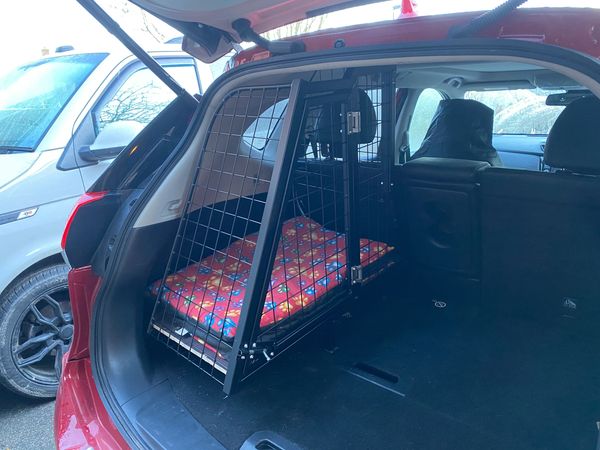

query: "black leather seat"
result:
(400, 157), (489, 301)
(480, 96), (600, 316)
(411, 99), (503, 166)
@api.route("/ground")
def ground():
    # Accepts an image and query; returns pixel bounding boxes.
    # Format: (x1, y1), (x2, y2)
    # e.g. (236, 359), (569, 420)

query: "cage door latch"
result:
(350, 265), (364, 285)
(347, 111), (361, 135)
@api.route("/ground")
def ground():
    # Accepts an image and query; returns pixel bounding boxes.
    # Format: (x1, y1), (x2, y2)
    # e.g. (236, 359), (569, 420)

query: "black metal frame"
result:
(223, 79), (307, 392)
(149, 68), (397, 394)
(149, 82), (294, 383)
(226, 84), (363, 390)
(342, 94), (362, 279)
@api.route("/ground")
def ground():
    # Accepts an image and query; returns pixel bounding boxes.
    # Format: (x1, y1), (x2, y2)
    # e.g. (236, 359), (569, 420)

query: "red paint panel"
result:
(233, 9), (600, 67)
(54, 358), (129, 450)
(55, 266), (127, 449)
(67, 266), (101, 360)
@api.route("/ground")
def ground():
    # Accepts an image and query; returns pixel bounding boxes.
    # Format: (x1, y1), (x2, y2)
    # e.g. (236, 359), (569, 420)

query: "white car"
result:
(0, 46), (212, 398)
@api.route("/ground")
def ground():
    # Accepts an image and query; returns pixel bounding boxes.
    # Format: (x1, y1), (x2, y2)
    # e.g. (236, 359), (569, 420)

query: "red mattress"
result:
(150, 216), (391, 340)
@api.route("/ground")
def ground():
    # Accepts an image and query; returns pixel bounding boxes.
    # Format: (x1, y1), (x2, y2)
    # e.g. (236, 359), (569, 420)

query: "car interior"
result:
(92, 57), (600, 450)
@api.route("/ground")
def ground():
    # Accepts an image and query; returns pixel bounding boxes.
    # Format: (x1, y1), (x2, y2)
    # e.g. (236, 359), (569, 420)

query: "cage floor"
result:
(150, 216), (392, 343)
(151, 319), (229, 375)
(152, 274), (600, 450)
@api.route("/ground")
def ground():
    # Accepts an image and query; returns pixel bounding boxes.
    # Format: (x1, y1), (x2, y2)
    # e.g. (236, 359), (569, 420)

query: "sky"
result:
(0, 0), (597, 73)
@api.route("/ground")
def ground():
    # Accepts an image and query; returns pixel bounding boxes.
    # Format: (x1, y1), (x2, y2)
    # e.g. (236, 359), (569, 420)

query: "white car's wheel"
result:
(0, 264), (70, 398)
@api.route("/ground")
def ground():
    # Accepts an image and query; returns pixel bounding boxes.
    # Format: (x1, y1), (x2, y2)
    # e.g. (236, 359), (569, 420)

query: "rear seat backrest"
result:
(400, 157), (490, 277)
(480, 96), (600, 313)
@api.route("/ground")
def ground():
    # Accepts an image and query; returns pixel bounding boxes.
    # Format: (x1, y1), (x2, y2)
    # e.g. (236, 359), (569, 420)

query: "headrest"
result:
(311, 89), (377, 157)
(411, 99), (502, 166)
(544, 96), (600, 174)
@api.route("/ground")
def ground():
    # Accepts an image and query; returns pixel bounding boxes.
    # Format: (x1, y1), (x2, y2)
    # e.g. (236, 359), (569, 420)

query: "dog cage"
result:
(148, 68), (397, 394)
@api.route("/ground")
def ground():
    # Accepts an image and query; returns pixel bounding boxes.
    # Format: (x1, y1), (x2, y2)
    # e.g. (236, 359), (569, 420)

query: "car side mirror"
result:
(79, 121), (144, 162)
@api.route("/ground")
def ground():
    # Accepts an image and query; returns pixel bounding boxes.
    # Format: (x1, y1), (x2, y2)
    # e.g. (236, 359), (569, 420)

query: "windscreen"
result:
(464, 88), (565, 135)
(0, 53), (107, 151)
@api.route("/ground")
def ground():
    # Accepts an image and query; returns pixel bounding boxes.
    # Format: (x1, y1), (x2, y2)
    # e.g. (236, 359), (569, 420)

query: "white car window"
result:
(408, 88), (444, 154)
(94, 64), (198, 134)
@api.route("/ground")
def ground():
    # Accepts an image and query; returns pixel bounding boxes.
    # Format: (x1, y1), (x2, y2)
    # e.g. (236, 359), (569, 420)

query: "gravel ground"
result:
(0, 387), (54, 450)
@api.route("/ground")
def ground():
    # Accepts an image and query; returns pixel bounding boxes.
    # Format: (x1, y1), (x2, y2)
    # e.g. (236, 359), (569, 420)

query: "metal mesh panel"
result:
(149, 85), (290, 382)
(239, 74), (397, 380)
(149, 70), (397, 392)
(355, 72), (394, 271)
(254, 100), (349, 347)
(309, 68), (346, 83)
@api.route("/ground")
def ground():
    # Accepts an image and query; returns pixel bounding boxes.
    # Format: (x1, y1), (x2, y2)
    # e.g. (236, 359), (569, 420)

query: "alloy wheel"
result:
(12, 286), (72, 385)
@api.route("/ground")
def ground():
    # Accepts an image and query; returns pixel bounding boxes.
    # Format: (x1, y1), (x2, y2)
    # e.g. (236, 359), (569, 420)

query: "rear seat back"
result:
(480, 96), (600, 313)
(401, 157), (489, 277)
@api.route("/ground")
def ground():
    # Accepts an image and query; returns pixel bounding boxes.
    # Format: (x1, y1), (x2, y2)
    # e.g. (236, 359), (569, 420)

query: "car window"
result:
(0, 53), (107, 150)
(94, 63), (198, 134)
(464, 88), (565, 135)
(242, 99), (289, 151)
(408, 88), (443, 154)
(241, 88), (384, 162)
(358, 88), (382, 162)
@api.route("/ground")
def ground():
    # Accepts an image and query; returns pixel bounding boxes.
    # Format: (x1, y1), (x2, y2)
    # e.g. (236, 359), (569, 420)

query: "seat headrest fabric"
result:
(544, 96), (600, 174)
(411, 99), (502, 166)
(311, 89), (377, 158)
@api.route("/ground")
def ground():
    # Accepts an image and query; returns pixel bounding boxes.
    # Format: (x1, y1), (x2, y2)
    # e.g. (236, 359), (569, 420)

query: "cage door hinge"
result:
(239, 343), (275, 361)
(347, 111), (361, 135)
(350, 265), (364, 285)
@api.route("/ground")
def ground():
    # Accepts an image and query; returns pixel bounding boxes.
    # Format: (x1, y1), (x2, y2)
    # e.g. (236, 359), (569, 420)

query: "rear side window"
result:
(464, 88), (565, 135)
(242, 99), (289, 151)
(408, 88), (444, 154)
(358, 88), (383, 162)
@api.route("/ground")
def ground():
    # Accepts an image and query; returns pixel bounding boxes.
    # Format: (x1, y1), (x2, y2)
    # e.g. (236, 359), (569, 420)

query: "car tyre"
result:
(0, 264), (71, 399)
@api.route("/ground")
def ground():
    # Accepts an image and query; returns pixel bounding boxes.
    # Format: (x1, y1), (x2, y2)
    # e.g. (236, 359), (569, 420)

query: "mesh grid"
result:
(248, 74), (396, 364)
(149, 85), (291, 381)
(149, 71), (396, 389)
(254, 100), (349, 344)
(355, 73), (393, 265)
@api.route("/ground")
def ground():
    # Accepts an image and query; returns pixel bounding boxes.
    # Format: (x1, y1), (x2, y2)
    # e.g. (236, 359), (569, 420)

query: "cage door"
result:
(222, 82), (366, 393)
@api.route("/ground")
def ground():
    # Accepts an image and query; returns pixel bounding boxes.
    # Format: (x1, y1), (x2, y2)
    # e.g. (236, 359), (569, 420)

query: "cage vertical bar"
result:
(223, 79), (307, 394)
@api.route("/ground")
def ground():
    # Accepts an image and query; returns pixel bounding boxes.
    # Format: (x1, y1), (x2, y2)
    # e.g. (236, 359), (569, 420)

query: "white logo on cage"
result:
(433, 300), (447, 309)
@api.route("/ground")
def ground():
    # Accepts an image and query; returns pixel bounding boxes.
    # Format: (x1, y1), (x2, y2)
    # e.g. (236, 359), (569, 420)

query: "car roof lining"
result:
(395, 61), (582, 91)
(204, 60), (581, 91)
(134, 53), (599, 229)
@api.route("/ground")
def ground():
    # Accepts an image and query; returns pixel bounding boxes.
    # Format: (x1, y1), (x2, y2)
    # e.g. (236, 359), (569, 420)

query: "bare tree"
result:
(98, 0), (173, 44)
(263, 15), (328, 41)
(140, 11), (166, 43)
(97, 81), (168, 129)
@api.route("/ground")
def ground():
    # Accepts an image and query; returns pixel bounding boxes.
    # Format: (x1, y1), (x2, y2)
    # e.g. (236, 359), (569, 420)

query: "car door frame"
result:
(57, 54), (200, 173)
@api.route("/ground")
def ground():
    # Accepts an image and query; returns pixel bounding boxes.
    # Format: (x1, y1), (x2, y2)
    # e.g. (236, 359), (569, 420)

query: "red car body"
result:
(54, 6), (600, 449)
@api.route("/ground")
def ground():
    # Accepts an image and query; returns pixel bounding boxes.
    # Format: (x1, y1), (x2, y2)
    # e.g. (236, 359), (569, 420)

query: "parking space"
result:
(0, 387), (54, 450)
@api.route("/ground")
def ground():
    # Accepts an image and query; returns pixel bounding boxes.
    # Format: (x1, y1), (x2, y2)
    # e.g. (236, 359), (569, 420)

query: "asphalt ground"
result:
(0, 387), (54, 450)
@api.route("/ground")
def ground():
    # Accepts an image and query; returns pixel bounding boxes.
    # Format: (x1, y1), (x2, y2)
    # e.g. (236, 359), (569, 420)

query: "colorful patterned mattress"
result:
(150, 216), (392, 341)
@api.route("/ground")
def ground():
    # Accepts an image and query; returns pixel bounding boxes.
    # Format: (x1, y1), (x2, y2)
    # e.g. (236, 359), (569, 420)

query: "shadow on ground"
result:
(0, 387), (54, 450)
